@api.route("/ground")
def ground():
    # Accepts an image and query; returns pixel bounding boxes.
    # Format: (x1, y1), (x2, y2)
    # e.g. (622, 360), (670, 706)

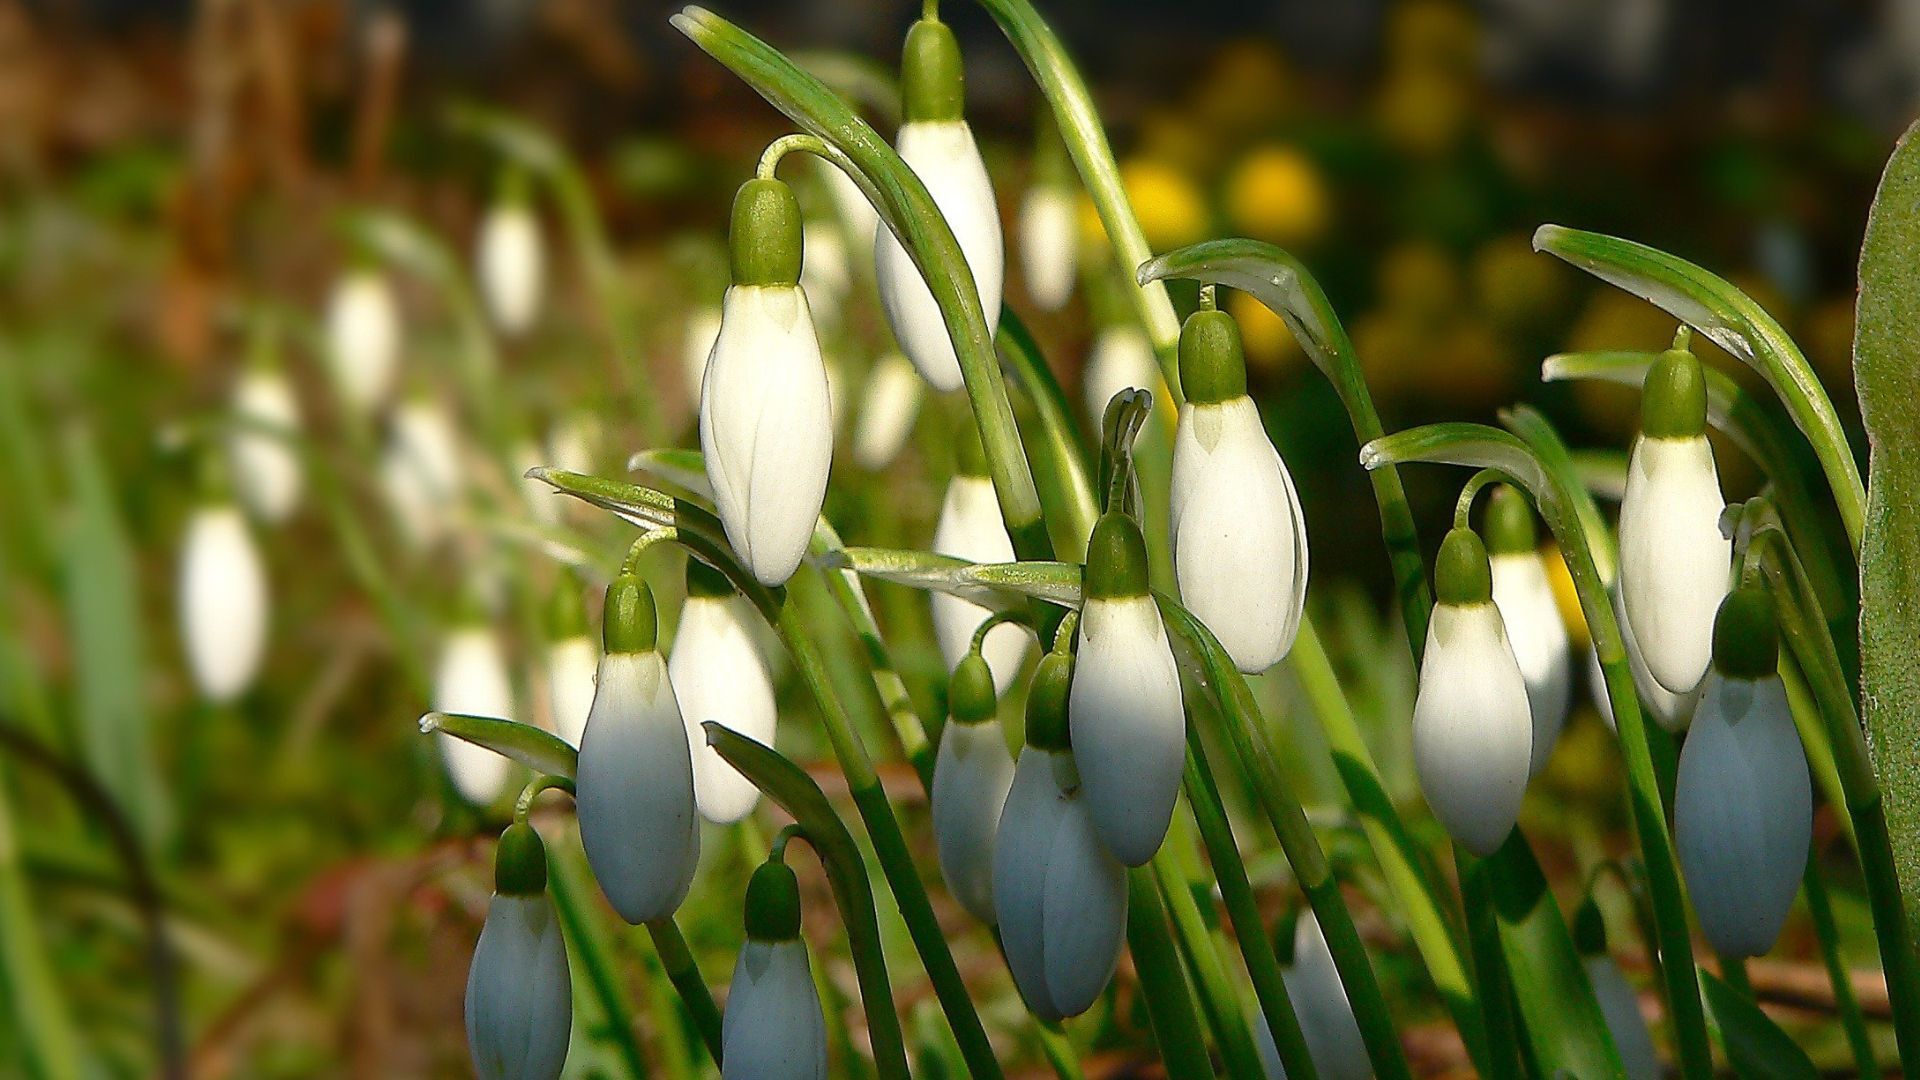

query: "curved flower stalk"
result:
(1617, 335), (1731, 696)
(930, 651), (1015, 923)
(381, 396), (464, 550)
(851, 352), (923, 471)
(228, 340), (303, 524)
(542, 574), (596, 747)
(700, 177), (834, 587)
(931, 429), (1035, 693)
(1413, 528), (1533, 857)
(681, 306), (723, 411)
(324, 265), (401, 413)
(1482, 485), (1569, 775)
(467, 822), (571, 1080)
(1253, 912), (1372, 1080)
(873, 16), (1004, 392)
(1169, 306), (1307, 674)
(178, 501), (269, 703)
(722, 859), (829, 1079)
(1071, 511), (1184, 867)
(433, 619), (517, 805)
(1571, 903), (1660, 1080)
(1081, 325), (1159, 435)
(1674, 588), (1811, 958)
(994, 651), (1129, 1020)
(670, 559), (777, 824)
(575, 571), (699, 923)
(475, 178), (545, 336)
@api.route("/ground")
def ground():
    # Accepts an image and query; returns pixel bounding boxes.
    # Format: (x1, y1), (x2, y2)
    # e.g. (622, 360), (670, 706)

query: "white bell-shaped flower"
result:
(1482, 486), (1571, 775)
(1589, 583), (1703, 734)
(1617, 341), (1730, 695)
(700, 178), (833, 588)
(1169, 309), (1308, 674)
(228, 363), (303, 524)
(179, 502), (269, 703)
(931, 449), (1034, 692)
(852, 352), (924, 471)
(994, 654), (1129, 1020)
(466, 824), (571, 1080)
(931, 653), (1016, 923)
(542, 575), (596, 746)
(381, 397), (464, 550)
(873, 18), (1003, 392)
(722, 861), (828, 1079)
(1070, 512), (1185, 867)
(476, 197), (545, 336)
(1082, 326), (1159, 433)
(1674, 589), (1810, 958)
(682, 305), (723, 411)
(1253, 912), (1372, 1080)
(1413, 528), (1534, 856)
(433, 620), (517, 805)
(325, 267), (400, 413)
(575, 574), (700, 923)
(1019, 183), (1077, 312)
(670, 561), (777, 824)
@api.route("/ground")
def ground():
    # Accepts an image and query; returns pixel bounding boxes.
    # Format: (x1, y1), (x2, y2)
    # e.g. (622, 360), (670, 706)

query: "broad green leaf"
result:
(819, 548), (1083, 608)
(1698, 970), (1818, 1080)
(416, 712), (578, 780)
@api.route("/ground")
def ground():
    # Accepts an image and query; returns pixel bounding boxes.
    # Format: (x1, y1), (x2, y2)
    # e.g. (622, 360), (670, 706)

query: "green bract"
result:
(1177, 308), (1248, 405)
(1083, 511), (1150, 600)
(1712, 587), (1780, 680)
(1483, 484), (1536, 557)
(495, 822), (549, 897)
(729, 177), (803, 287)
(949, 652), (998, 725)
(1024, 651), (1073, 751)
(1640, 332), (1708, 439)
(602, 573), (658, 654)
(901, 18), (965, 124)
(1434, 528), (1493, 606)
(744, 859), (803, 941)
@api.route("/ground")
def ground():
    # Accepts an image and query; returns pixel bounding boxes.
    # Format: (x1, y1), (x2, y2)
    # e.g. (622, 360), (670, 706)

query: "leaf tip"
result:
(1539, 354), (1572, 383)
(1531, 223), (1566, 253)
(418, 711), (445, 735)
(1357, 438), (1388, 471)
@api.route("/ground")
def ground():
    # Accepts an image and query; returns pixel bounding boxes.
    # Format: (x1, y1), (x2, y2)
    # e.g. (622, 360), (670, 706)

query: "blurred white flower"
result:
(682, 306), (723, 412)
(1253, 912), (1372, 1080)
(433, 623), (516, 805)
(1583, 955), (1660, 1080)
(381, 398), (464, 550)
(670, 588), (777, 825)
(1019, 184), (1077, 312)
(325, 268), (400, 413)
(178, 504), (269, 703)
(1081, 326), (1159, 433)
(851, 352), (923, 471)
(800, 219), (850, 328)
(544, 635), (596, 747)
(228, 368), (303, 524)
(930, 474), (1033, 693)
(476, 202), (545, 335)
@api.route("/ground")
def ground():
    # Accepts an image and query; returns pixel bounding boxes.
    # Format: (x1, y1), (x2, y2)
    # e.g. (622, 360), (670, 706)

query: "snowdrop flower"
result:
(818, 155), (878, 247)
(576, 573), (699, 923)
(1674, 588), (1810, 958)
(994, 652), (1128, 1019)
(1169, 308), (1308, 674)
(1571, 902), (1660, 1080)
(228, 353), (303, 524)
(466, 823), (571, 1080)
(178, 501), (269, 703)
(1082, 325), (1159, 433)
(700, 177), (834, 587)
(1588, 583), (1703, 734)
(1254, 912), (1371, 1080)
(852, 352), (923, 471)
(1071, 511), (1185, 867)
(1413, 527), (1534, 856)
(1617, 337), (1731, 694)
(722, 859), (828, 1079)
(433, 618), (517, 805)
(930, 433), (1034, 692)
(682, 306), (723, 412)
(543, 575), (597, 747)
(381, 397), (464, 549)
(513, 440), (560, 526)
(476, 186), (545, 336)
(1019, 182), (1077, 312)
(874, 17), (1004, 392)
(545, 412), (597, 476)
(670, 560), (777, 824)
(931, 652), (1016, 923)
(325, 266), (400, 413)
(800, 219), (850, 327)
(1483, 485), (1570, 775)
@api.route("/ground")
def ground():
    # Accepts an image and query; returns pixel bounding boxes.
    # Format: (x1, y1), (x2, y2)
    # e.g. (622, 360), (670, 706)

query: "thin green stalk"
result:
(1455, 851), (1524, 1080)
(1718, 954), (1752, 999)
(1125, 870), (1216, 1080)
(1033, 1021), (1084, 1080)
(1154, 853), (1266, 1080)
(645, 918), (724, 1066)
(0, 762), (82, 1080)
(1802, 851), (1879, 1079)
(549, 845), (651, 1078)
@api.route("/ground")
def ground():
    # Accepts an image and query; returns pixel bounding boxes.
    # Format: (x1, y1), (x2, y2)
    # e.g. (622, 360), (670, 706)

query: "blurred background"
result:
(0, 0), (1909, 1075)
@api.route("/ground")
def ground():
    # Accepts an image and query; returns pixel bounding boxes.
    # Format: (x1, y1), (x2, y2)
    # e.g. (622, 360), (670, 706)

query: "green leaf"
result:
(416, 713), (578, 780)
(0, 774), (83, 1080)
(819, 548), (1083, 608)
(1698, 970), (1818, 1080)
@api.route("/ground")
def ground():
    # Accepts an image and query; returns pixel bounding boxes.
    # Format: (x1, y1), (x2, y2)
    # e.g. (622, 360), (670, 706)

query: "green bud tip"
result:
(602, 573), (658, 654)
(495, 822), (548, 896)
(544, 571), (589, 642)
(1482, 484), (1538, 556)
(1025, 651), (1074, 751)
(743, 859), (802, 941)
(901, 17), (965, 124)
(1571, 898), (1607, 957)
(1084, 511), (1151, 600)
(686, 557), (734, 600)
(1434, 527), (1493, 606)
(1640, 336), (1708, 439)
(729, 178), (803, 288)
(954, 417), (989, 478)
(949, 651), (998, 724)
(1712, 586), (1779, 680)
(1177, 309), (1248, 405)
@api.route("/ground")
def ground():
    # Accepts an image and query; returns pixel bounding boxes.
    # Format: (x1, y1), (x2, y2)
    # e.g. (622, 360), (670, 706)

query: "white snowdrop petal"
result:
(466, 893), (572, 1080)
(1170, 397), (1308, 673)
(1285, 914), (1372, 1080)
(1674, 673), (1811, 957)
(1583, 956), (1660, 1080)
(575, 652), (700, 922)
(229, 371), (303, 523)
(722, 940), (829, 1080)
(1081, 326), (1159, 432)
(683, 307), (724, 412)
(325, 271), (400, 412)
(434, 627), (516, 805)
(179, 506), (269, 703)
(852, 353), (924, 471)
(545, 636), (598, 747)
(1588, 585), (1704, 733)
(994, 748), (1069, 1019)
(1489, 551), (1572, 775)
(930, 476), (1035, 693)
(1019, 185), (1078, 312)
(932, 720), (1016, 923)
(1040, 792), (1128, 1016)
(874, 120), (1003, 392)
(477, 205), (544, 335)
(670, 597), (778, 824)
(1412, 603), (1533, 856)
(700, 285), (834, 586)
(1069, 595), (1185, 867)
(1618, 436), (1730, 694)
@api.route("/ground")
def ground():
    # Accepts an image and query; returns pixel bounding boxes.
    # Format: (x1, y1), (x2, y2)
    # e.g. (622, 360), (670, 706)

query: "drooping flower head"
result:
(228, 319), (303, 524)
(466, 823), (571, 1080)
(179, 499), (270, 704)
(671, 558), (777, 824)
(433, 610), (516, 806)
(325, 264), (400, 414)
(722, 859), (828, 1079)
(931, 650), (1016, 923)
(851, 352), (924, 471)
(1018, 128), (1077, 312)
(1483, 484), (1570, 775)
(931, 422), (1034, 693)
(476, 170), (545, 336)
(542, 571), (597, 747)
(1570, 900), (1661, 1080)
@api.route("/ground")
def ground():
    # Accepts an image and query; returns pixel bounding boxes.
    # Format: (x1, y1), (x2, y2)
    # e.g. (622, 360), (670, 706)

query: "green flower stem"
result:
(972, 0), (1183, 380)
(1124, 869), (1216, 1080)
(1532, 225), (1866, 551)
(547, 845), (652, 1079)
(671, 7), (1049, 560)
(1803, 849), (1879, 1078)
(1181, 727), (1319, 1080)
(645, 918), (724, 1066)
(1032, 1020), (1084, 1080)
(1153, 852), (1266, 1080)
(998, 310), (1101, 560)
(1454, 850), (1524, 1080)
(1361, 421), (1713, 1079)
(701, 724), (911, 1080)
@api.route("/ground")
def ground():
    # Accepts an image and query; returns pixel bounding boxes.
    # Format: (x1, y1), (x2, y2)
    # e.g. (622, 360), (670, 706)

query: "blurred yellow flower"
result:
(1225, 146), (1329, 246)
(1190, 42), (1293, 139)
(1120, 158), (1210, 251)
(1378, 240), (1462, 322)
(1227, 288), (1303, 374)
(1376, 66), (1473, 157)
(1471, 233), (1569, 330)
(1543, 542), (1589, 652)
(1386, 0), (1479, 77)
